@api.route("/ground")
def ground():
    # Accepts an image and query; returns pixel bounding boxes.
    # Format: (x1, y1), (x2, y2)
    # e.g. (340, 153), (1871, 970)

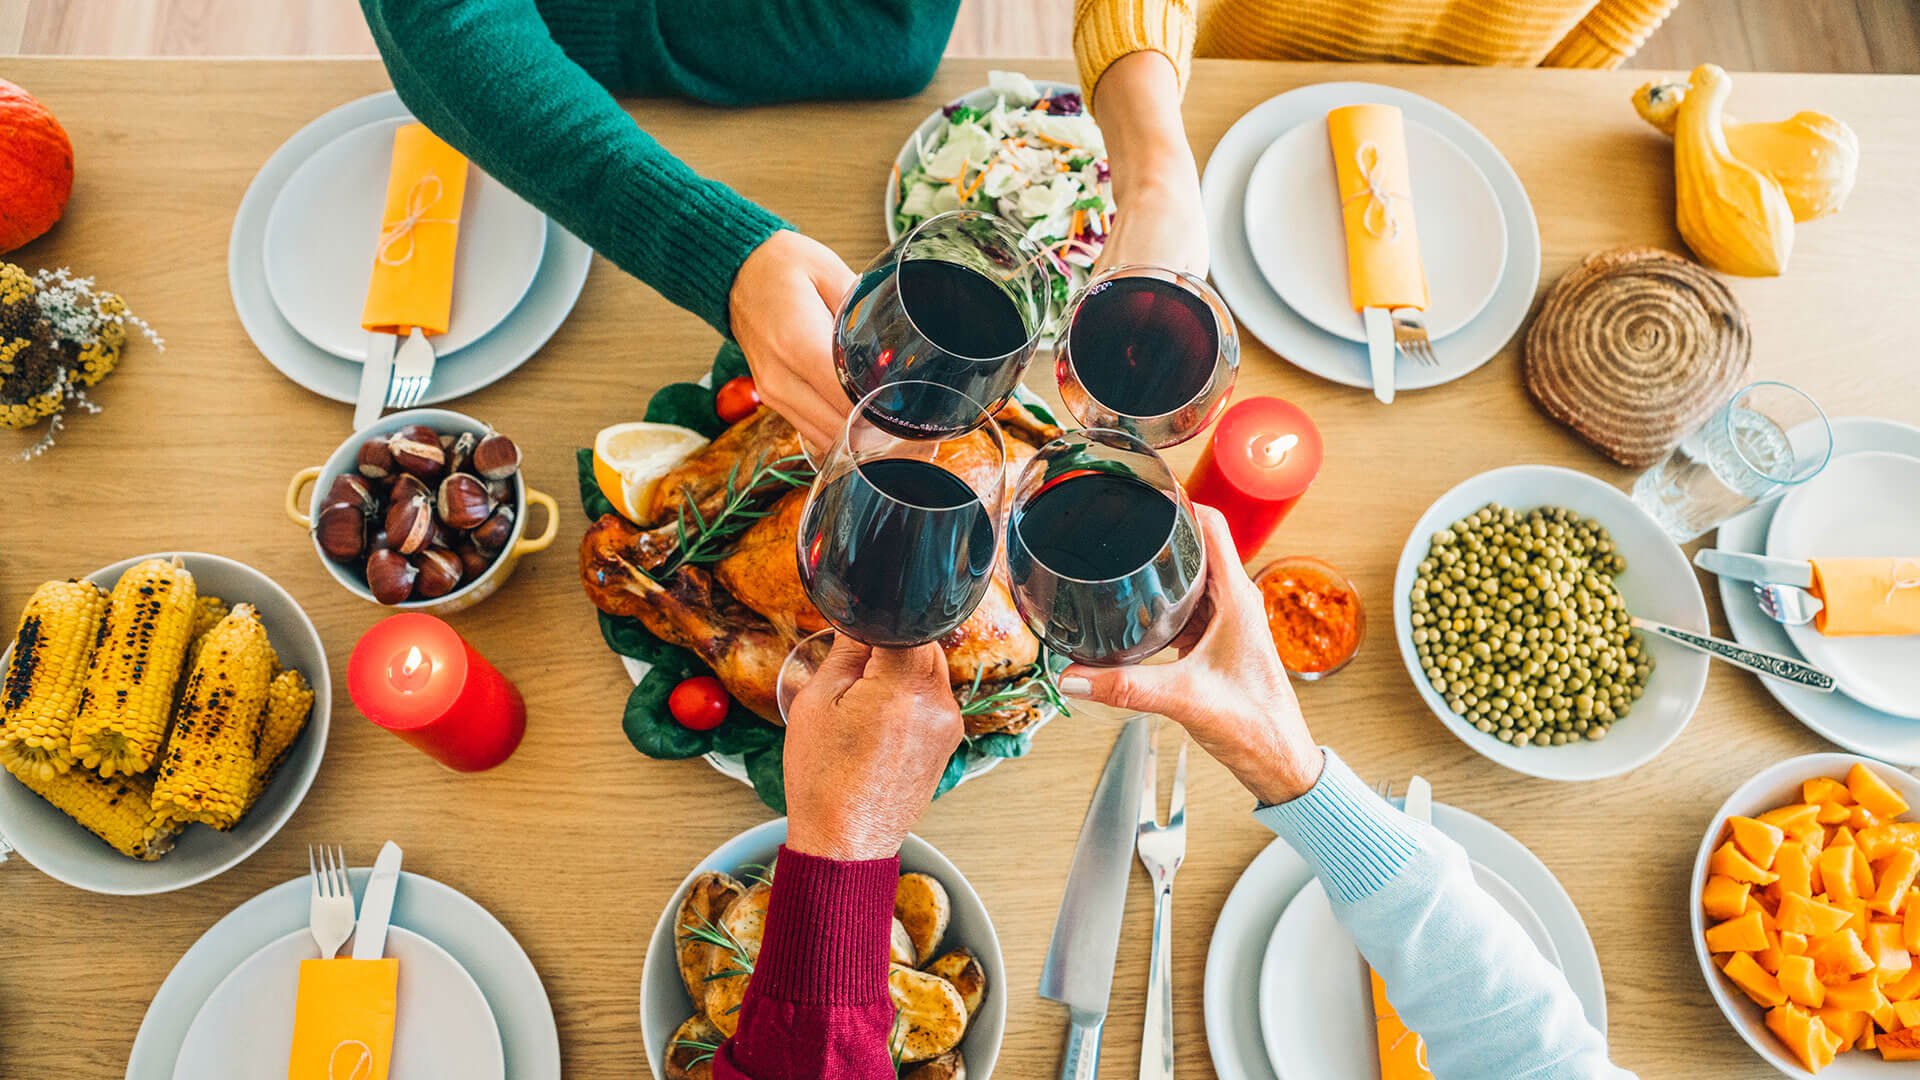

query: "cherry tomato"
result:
(668, 675), (730, 731)
(714, 376), (761, 424)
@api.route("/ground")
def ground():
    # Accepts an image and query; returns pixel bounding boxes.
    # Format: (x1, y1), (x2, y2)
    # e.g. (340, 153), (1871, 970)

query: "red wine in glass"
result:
(1056, 266), (1239, 449)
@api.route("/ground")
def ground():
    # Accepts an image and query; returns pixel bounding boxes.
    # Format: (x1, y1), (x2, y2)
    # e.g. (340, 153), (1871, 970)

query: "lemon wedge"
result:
(592, 422), (710, 522)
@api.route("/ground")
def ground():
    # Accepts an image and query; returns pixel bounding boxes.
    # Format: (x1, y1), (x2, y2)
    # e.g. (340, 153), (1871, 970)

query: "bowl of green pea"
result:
(1392, 465), (1710, 782)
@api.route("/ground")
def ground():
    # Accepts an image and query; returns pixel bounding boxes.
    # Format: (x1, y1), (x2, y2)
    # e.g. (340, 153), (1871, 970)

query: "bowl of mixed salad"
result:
(888, 71), (1114, 333)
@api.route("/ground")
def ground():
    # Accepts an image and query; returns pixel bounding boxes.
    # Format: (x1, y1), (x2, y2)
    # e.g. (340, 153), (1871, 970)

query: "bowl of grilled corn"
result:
(0, 552), (329, 894)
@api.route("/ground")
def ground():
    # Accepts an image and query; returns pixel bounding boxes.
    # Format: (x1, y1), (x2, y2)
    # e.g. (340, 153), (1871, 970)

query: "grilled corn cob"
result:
(185, 595), (229, 668)
(5, 758), (180, 860)
(0, 579), (108, 779)
(152, 604), (273, 830)
(232, 668), (314, 821)
(69, 557), (197, 777)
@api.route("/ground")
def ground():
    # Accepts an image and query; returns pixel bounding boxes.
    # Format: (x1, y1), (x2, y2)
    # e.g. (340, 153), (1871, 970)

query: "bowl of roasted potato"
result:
(642, 818), (1004, 1079)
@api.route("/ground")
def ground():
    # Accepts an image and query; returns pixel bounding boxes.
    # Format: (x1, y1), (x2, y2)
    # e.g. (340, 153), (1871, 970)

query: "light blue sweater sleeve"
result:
(1253, 750), (1634, 1080)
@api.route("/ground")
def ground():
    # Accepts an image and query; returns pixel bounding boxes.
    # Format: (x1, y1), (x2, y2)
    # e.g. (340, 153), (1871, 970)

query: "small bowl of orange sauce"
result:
(1254, 556), (1364, 681)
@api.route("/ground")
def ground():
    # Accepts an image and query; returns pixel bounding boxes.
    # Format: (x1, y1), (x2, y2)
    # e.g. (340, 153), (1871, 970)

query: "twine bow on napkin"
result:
(375, 173), (459, 268)
(1885, 559), (1920, 606)
(1342, 142), (1408, 242)
(361, 122), (469, 338)
(329, 1040), (375, 1080)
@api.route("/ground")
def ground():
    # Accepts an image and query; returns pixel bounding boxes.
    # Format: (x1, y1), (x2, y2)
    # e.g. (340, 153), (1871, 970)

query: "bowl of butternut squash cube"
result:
(1692, 753), (1920, 1075)
(0, 552), (328, 894)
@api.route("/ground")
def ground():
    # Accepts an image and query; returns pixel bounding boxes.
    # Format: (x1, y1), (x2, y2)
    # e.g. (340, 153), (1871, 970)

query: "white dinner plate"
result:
(1716, 418), (1920, 764)
(1242, 116), (1505, 343)
(230, 91), (591, 406)
(172, 927), (503, 1080)
(1205, 800), (1606, 1080)
(1257, 860), (1557, 1079)
(263, 115), (547, 362)
(1764, 451), (1920, 718)
(127, 869), (558, 1080)
(1203, 82), (1540, 392)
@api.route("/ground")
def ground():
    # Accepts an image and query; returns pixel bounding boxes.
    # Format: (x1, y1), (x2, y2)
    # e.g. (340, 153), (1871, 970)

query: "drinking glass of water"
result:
(1631, 381), (1833, 542)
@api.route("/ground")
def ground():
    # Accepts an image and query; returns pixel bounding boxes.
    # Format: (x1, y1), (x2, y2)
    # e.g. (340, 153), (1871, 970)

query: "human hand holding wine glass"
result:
(730, 229), (859, 449)
(1058, 505), (1326, 806)
(784, 636), (963, 861)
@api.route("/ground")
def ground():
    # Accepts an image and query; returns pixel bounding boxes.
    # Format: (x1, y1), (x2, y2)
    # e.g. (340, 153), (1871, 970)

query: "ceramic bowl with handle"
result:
(285, 408), (558, 614)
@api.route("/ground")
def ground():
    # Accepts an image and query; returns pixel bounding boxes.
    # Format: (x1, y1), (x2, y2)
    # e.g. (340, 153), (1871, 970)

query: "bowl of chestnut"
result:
(284, 409), (559, 613)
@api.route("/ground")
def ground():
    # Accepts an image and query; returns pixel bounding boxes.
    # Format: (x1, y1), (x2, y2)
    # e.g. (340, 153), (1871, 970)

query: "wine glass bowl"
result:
(1054, 265), (1240, 449)
(835, 210), (1049, 438)
(1007, 429), (1207, 666)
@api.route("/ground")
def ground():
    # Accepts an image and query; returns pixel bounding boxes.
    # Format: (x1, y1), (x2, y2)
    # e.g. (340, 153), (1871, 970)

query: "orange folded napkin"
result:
(287, 958), (399, 1080)
(1371, 968), (1433, 1079)
(361, 122), (468, 337)
(1327, 104), (1428, 313)
(1810, 558), (1920, 636)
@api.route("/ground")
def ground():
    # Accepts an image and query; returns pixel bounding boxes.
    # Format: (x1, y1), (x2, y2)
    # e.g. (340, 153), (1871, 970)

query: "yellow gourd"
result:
(1633, 76), (1859, 223)
(1671, 65), (1795, 277)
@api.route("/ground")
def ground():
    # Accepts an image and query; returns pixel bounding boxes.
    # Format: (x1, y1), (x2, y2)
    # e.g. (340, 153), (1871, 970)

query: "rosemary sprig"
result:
(959, 648), (1069, 718)
(738, 860), (775, 889)
(659, 451), (812, 575)
(682, 914), (755, 982)
(672, 1037), (722, 1069)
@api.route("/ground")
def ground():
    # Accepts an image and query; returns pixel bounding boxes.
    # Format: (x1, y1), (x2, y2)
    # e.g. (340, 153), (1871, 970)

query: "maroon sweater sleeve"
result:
(712, 846), (900, 1080)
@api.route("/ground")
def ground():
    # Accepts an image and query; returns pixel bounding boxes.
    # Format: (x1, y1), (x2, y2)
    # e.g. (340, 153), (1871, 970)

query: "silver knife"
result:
(354, 331), (397, 432)
(351, 840), (404, 960)
(1363, 307), (1395, 405)
(1694, 549), (1814, 589)
(1041, 715), (1152, 1080)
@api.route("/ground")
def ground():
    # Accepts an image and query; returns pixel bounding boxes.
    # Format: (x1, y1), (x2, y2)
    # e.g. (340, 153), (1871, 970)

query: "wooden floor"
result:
(1, 0), (1917, 73)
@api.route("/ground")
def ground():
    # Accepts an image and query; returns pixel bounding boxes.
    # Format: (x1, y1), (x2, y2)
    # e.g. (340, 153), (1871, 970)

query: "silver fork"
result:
(1390, 308), (1440, 367)
(308, 844), (357, 959)
(1754, 581), (1824, 626)
(1136, 730), (1187, 1080)
(385, 327), (436, 410)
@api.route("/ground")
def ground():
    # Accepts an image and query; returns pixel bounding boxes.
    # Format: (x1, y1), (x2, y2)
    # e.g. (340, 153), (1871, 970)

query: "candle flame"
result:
(401, 646), (425, 677)
(1258, 433), (1299, 467)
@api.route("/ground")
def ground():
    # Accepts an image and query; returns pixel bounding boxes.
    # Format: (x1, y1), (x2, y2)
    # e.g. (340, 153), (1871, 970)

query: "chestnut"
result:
(456, 542), (493, 580)
(385, 492), (435, 555)
(387, 426), (447, 483)
(314, 501), (368, 561)
(483, 476), (514, 505)
(366, 548), (419, 605)
(388, 472), (429, 507)
(416, 547), (465, 599)
(470, 503), (516, 556)
(324, 473), (378, 517)
(356, 437), (395, 479)
(471, 432), (521, 480)
(436, 474), (493, 531)
(446, 431), (478, 475)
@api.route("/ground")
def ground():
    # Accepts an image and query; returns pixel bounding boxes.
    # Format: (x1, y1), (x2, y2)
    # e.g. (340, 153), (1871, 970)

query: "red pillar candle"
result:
(1185, 396), (1324, 562)
(347, 613), (525, 772)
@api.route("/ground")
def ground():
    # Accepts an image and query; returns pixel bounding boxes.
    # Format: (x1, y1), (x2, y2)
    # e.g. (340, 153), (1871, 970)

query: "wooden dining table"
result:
(2, 55), (1918, 1079)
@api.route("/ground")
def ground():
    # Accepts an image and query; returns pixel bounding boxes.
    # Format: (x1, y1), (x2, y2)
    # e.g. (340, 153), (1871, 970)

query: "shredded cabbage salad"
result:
(891, 70), (1114, 323)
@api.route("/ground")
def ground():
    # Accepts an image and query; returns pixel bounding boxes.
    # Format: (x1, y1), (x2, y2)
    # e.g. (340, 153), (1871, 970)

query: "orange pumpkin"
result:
(0, 78), (73, 253)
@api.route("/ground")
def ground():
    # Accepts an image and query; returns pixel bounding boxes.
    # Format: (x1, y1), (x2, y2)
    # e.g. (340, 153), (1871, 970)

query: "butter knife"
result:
(354, 331), (397, 432)
(351, 840), (404, 960)
(1693, 549), (1815, 589)
(1364, 307), (1395, 405)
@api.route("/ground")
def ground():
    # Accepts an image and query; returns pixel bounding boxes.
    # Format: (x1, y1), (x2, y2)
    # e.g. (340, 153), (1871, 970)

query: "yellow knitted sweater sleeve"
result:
(1073, 0), (1198, 103)
(1543, 0), (1680, 69)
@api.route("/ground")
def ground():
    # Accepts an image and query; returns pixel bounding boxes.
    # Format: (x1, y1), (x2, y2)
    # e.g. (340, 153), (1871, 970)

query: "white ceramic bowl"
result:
(640, 819), (1006, 1078)
(1391, 465), (1710, 781)
(884, 76), (1084, 244)
(284, 408), (559, 614)
(1689, 753), (1920, 1078)
(0, 553), (330, 894)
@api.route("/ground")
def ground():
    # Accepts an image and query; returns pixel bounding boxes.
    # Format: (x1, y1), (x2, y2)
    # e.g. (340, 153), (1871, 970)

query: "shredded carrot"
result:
(1036, 133), (1080, 150)
(1068, 209), (1085, 241)
(890, 164), (901, 210)
(959, 169), (987, 202)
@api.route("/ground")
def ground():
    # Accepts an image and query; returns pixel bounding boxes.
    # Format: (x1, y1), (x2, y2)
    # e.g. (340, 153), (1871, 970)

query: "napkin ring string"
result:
(1342, 142), (1407, 242)
(376, 173), (458, 267)
(1887, 559), (1920, 606)
(329, 1039), (375, 1080)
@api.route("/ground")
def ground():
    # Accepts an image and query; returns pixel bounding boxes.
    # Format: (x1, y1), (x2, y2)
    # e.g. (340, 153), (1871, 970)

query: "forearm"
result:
(360, 0), (786, 336)
(714, 846), (899, 1080)
(1087, 50), (1196, 210)
(1256, 752), (1633, 1079)
(1073, 0), (1198, 106)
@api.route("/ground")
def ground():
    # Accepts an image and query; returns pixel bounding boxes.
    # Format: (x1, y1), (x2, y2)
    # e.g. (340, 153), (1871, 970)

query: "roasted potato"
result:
(676, 872), (746, 1007)
(704, 882), (771, 1038)
(924, 947), (985, 1016)
(903, 1050), (966, 1079)
(665, 1014), (723, 1080)
(890, 917), (918, 967)
(895, 872), (952, 965)
(888, 963), (968, 1063)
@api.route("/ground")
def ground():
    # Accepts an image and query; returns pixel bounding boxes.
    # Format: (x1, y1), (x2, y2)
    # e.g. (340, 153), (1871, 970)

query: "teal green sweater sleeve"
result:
(360, 0), (958, 336)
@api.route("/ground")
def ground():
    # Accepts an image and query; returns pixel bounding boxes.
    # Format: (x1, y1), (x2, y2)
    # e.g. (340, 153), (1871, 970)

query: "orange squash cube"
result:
(1709, 910), (1771, 953)
(1774, 843), (1819, 902)
(1768, 1004), (1840, 1072)
(1841, 898), (1872, 937)
(1818, 801), (1855, 825)
(1763, 803), (1826, 842)
(1856, 846), (1878, 897)
(1852, 805), (1886, 832)
(1703, 874), (1751, 921)
(1904, 888), (1920, 953)
(1873, 998), (1899, 1034)
(1819, 1006), (1869, 1049)
(1883, 964), (1920, 1002)
(1810, 929), (1876, 982)
(1782, 931), (1809, 956)
(1869, 922), (1912, 981)
(1873, 850), (1920, 916)
(1726, 951), (1789, 1007)
(1832, 825), (1858, 849)
(1881, 1026), (1920, 1061)
(1848, 763), (1910, 819)
(1895, 999), (1920, 1028)
(1780, 892), (1856, 937)
(1822, 845), (1862, 903)
(1731, 816), (1787, 869)
(1780, 954), (1827, 1009)
(1825, 975), (1889, 1013)
(1807, 777), (1856, 807)
(1713, 842), (1781, 886)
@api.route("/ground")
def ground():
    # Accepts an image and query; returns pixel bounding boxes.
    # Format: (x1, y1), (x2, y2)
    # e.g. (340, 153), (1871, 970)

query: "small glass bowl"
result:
(1253, 556), (1365, 681)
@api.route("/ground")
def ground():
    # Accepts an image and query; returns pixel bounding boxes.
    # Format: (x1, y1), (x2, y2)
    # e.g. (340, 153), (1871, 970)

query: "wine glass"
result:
(1006, 429), (1207, 666)
(1054, 264), (1239, 449)
(776, 382), (1006, 719)
(835, 210), (1049, 438)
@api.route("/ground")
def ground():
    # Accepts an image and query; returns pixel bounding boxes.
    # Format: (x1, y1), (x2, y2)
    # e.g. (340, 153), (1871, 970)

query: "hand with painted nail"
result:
(1059, 505), (1324, 805)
